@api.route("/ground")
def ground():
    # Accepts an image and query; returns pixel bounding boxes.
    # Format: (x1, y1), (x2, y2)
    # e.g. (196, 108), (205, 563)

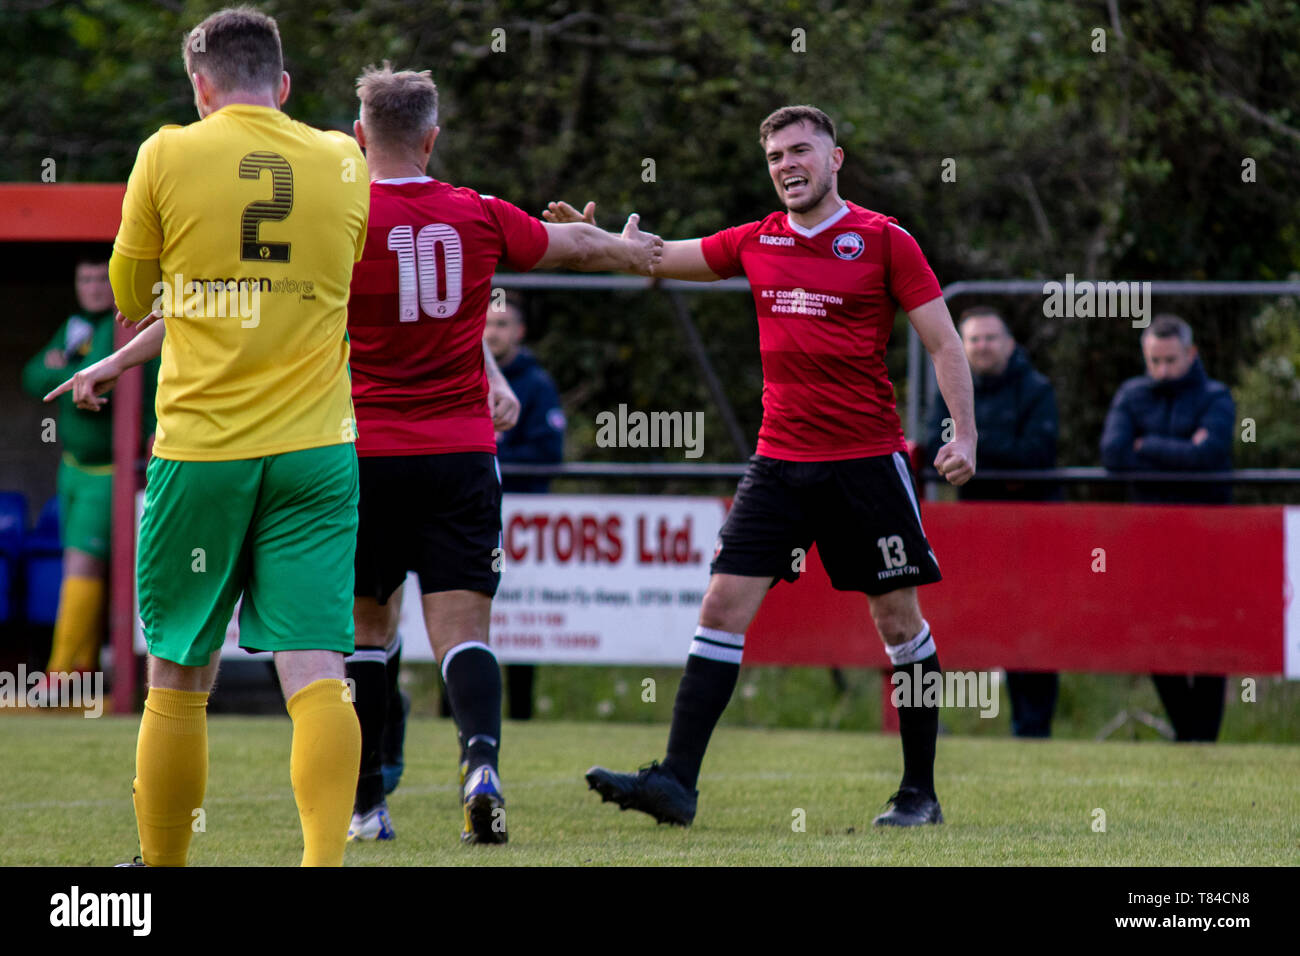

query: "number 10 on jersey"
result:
(387, 223), (464, 321)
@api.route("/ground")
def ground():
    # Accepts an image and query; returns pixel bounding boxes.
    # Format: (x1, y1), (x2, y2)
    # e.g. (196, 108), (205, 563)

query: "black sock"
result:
(893, 651), (941, 799)
(443, 643), (501, 773)
(381, 635), (405, 767)
(345, 649), (389, 813)
(385, 635), (402, 707)
(438, 673), (467, 767)
(662, 629), (744, 790)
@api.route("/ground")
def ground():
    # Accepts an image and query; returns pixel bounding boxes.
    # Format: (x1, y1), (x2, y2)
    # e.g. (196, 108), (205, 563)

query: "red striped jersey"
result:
(347, 177), (549, 456)
(701, 201), (942, 461)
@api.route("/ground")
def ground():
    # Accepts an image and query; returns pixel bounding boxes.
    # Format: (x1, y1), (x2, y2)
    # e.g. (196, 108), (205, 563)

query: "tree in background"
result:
(4, 0), (1297, 475)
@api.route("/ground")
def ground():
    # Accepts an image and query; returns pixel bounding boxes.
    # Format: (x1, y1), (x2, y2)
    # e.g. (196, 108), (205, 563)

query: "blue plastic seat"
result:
(0, 491), (26, 623)
(23, 496), (63, 626)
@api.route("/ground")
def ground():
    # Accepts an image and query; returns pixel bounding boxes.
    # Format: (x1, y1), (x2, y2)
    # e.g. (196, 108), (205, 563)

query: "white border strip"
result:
(1285, 508), (1299, 679)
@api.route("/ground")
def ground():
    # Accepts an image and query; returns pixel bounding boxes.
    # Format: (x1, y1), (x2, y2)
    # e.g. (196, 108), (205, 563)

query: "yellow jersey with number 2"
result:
(114, 103), (369, 461)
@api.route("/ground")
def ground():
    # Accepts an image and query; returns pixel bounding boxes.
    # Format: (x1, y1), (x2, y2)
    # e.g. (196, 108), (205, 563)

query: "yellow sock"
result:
(133, 687), (208, 867)
(46, 575), (105, 674)
(287, 679), (361, 867)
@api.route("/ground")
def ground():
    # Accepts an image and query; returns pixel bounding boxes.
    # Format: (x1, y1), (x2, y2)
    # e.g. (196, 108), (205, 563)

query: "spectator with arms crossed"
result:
(1100, 313), (1234, 741)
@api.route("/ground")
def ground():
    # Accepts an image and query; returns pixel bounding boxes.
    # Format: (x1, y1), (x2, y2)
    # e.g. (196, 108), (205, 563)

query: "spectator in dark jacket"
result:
(925, 308), (1060, 737)
(485, 293), (565, 494)
(1100, 313), (1234, 741)
(483, 292), (565, 719)
(1100, 316), (1235, 504)
(925, 310), (1059, 501)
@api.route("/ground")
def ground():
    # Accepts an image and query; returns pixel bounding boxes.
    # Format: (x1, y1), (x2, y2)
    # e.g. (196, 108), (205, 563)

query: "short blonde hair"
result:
(356, 62), (439, 152)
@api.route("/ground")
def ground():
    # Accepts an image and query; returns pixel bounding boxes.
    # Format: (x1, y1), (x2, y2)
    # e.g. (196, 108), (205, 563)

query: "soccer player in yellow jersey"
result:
(51, 7), (368, 866)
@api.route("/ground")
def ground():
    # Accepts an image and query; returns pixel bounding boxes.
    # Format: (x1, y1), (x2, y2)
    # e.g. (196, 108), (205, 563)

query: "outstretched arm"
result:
(542, 201), (720, 281)
(655, 239), (723, 281)
(534, 215), (662, 274)
(44, 317), (165, 411)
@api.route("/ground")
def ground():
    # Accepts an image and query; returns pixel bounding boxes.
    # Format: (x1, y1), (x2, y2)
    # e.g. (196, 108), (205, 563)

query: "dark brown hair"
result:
(182, 7), (283, 94)
(759, 105), (836, 147)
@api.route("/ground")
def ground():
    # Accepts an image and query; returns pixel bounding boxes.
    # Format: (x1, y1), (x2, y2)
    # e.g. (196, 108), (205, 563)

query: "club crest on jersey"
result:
(832, 232), (865, 260)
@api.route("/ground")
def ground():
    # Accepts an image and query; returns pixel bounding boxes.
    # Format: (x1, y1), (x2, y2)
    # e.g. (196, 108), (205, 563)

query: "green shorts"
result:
(58, 456), (113, 561)
(137, 442), (359, 666)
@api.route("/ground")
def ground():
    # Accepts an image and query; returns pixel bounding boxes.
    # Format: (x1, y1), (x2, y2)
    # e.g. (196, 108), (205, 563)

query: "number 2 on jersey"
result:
(238, 151), (293, 262)
(387, 224), (464, 321)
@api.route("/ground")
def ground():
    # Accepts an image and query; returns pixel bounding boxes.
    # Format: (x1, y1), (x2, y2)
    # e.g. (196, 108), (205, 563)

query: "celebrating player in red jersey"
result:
(569, 105), (976, 828)
(344, 64), (662, 845)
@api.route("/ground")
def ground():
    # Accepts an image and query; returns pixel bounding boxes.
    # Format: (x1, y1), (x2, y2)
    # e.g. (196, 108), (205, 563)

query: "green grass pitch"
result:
(4, 714), (1297, 866)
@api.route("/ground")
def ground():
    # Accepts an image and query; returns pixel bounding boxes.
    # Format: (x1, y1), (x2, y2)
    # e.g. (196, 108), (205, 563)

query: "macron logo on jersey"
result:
(759, 234), (796, 246)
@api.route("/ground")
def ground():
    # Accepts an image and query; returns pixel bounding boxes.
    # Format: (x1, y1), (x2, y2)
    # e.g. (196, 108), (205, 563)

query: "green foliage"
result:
(1233, 297), (1300, 467)
(3, 0), (1298, 465)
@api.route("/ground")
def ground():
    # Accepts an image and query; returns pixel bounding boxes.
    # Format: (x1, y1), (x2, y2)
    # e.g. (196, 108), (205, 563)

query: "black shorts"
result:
(710, 452), (942, 596)
(354, 452), (502, 603)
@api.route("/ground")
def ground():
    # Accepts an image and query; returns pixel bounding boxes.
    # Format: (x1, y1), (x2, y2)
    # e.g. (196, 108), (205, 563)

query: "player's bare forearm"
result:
(652, 239), (723, 282)
(483, 340), (504, 384)
(545, 202), (718, 281)
(909, 298), (974, 437)
(537, 220), (663, 275)
(908, 296), (976, 484)
(931, 338), (976, 440)
(483, 341), (520, 431)
(43, 320), (165, 408)
(116, 319), (166, 369)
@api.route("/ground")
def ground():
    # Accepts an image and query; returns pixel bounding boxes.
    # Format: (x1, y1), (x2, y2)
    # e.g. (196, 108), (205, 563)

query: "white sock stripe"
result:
(892, 634), (935, 666)
(689, 640), (744, 665)
(384, 631), (402, 659)
(694, 626), (745, 647)
(885, 621), (931, 658)
(465, 734), (498, 749)
(347, 648), (388, 664)
(886, 621), (936, 666)
(440, 640), (495, 681)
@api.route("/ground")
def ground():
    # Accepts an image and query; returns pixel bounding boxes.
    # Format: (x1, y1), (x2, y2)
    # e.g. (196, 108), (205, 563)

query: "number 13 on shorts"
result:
(877, 534), (907, 569)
